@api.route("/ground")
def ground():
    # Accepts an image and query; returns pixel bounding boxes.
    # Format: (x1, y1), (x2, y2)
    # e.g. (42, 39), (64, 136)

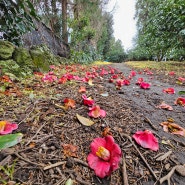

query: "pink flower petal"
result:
(132, 130), (159, 151)
(87, 154), (110, 178)
(163, 88), (175, 94)
(0, 121), (18, 135)
(140, 82), (151, 89)
(90, 137), (107, 155)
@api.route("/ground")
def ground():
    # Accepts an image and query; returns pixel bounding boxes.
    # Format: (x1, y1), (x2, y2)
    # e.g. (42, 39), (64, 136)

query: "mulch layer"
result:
(0, 62), (185, 185)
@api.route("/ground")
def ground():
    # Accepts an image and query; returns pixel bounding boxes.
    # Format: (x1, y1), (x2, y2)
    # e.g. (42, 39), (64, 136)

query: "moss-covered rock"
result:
(0, 60), (20, 75)
(29, 45), (60, 71)
(13, 47), (33, 69)
(0, 40), (15, 59)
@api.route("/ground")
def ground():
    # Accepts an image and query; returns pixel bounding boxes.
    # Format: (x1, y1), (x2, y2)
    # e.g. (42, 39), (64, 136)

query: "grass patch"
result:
(91, 60), (112, 65)
(126, 61), (185, 76)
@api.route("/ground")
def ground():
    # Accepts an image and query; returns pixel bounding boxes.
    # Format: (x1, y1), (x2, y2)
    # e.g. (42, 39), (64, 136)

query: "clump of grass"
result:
(92, 60), (112, 65)
(126, 61), (185, 76)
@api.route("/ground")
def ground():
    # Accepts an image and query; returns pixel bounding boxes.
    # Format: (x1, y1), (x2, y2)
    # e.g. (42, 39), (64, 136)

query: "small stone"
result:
(165, 163), (170, 170)
(176, 165), (185, 177)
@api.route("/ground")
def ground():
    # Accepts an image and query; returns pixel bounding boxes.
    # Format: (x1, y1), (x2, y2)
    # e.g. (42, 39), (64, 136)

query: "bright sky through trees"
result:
(108, 0), (137, 50)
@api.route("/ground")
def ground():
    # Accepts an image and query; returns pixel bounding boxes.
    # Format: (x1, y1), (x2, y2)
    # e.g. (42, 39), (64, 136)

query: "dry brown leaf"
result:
(76, 114), (95, 126)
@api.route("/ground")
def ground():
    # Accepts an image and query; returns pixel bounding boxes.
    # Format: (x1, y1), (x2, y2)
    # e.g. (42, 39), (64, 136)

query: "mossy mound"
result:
(0, 40), (15, 60)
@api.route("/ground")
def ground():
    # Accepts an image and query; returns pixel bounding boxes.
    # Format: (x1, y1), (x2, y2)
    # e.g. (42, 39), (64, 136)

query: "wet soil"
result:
(0, 62), (185, 185)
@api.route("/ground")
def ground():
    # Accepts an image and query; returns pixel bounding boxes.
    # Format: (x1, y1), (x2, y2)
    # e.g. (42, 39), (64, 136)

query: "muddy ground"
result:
(0, 62), (185, 185)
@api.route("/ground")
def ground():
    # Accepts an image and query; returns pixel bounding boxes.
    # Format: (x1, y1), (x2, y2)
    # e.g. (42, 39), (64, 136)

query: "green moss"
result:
(0, 40), (15, 60)
(13, 47), (33, 69)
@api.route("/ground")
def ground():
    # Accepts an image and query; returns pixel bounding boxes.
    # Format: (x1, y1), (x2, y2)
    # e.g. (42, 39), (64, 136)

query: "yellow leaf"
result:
(88, 79), (94, 86)
(76, 114), (95, 126)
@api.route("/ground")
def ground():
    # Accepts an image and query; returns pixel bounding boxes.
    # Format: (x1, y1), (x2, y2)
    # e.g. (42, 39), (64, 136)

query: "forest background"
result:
(0, 0), (185, 64)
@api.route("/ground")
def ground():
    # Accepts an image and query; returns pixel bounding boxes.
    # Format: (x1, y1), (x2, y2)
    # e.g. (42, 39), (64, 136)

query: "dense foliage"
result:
(131, 0), (185, 61)
(0, 0), (38, 45)
(0, 0), (126, 63)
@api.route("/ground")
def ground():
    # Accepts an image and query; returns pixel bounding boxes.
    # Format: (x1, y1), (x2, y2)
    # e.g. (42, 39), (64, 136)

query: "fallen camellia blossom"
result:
(0, 121), (18, 135)
(163, 88), (175, 94)
(174, 97), (185, 106)
(168, 71), (175, 76)
(64, 98), (75, 109)
(130, 70), (136, 77)
(157, 102), (173, 111)
(88, 105), (106, 118)
(136, 78), (144, 85)
(123, 79), (130, 85)
(140, 82), (151, 89)
(160, 122), (185, 136)
(82, 94), (95, 106)
(58, 76), (67, 84)
(87, 135), (122, 178)
(132, 130), (159, 151)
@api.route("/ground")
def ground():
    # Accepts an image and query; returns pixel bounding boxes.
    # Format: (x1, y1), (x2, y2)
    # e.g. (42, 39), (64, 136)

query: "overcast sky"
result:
(107, 0), (137, 50)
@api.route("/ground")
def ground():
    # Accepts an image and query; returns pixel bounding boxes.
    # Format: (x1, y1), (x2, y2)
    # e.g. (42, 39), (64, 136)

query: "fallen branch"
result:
(159, 166), (176, 185)
(144, 117), (158, 131)
(43, 161), (66, 170)
(73, 158), (88, 167)
(122, 155), (129, 185)
(15, 152), (44, 167)
(119, 132), (158, 180)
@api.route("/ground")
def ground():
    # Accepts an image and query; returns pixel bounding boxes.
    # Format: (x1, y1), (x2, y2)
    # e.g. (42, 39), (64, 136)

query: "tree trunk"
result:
(62, 0), (68, 43)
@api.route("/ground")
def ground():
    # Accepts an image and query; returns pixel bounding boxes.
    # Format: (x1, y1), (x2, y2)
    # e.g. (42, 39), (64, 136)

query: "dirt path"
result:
(110, 63), (185, 184)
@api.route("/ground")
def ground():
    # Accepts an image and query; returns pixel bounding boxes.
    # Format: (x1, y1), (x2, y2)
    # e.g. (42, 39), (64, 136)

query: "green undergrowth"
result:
(126, 61), (185, 76)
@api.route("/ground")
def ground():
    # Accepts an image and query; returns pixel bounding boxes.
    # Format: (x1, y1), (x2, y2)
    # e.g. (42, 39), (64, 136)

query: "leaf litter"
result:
(0, 63), (185, 185)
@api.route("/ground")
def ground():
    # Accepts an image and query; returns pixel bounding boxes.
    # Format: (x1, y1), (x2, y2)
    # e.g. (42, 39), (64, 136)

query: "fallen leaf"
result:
(88, 78), (94, 86)
(102, 127), (112, 137)
(64, 98), (75, 109)
(100, 92), (109, 97)
(156, 102), (173, 111)
(178, 91), (185, 95)
(160, 122), (185, 136)
(62, 143), (78, 157)
(76, 114), (95, 126)
(65, 178), (74, 185)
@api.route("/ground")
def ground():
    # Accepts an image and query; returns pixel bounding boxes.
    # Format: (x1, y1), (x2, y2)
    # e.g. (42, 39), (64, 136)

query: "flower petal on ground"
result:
(0, 121), (18, 135)
(132, 130), (159, 151)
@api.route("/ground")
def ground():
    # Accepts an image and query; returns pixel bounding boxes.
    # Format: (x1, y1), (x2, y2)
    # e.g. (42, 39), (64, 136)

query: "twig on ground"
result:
(43, 161), (66, 170)
(122, 155), (129, 185)
(73, 158), (88, 167)
(0, 155), (12, 166)
(159, 166), (176, 185)
(14, 152), (44, 167)
(119, 132), (158, 180)
(18, 101), (38, 125)
(155, 150), (172, 161)
(25, 122), (47, 146)
(76, 176), (92, 185)
(144, 117), (158, 130)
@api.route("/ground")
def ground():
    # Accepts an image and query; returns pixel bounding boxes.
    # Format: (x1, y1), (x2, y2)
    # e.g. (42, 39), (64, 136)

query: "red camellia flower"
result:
(87, 135), (122, 178)
(123, 79), (130, 85)
(130, 70), (136, 77)
(174, 97), (185, 106)
(82, 94), (95, 106)
(88, 105), (106, 118)
(168, 71), (175, 76)
(58, 77), (67, 84)
(136, 78), (144, 85)
(163, 88), (175, 94)
(177, 77), (185, 83)
(0, 121), (18, 135)
(132, 130), (159, 151)
(140, 82), (151, 89)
